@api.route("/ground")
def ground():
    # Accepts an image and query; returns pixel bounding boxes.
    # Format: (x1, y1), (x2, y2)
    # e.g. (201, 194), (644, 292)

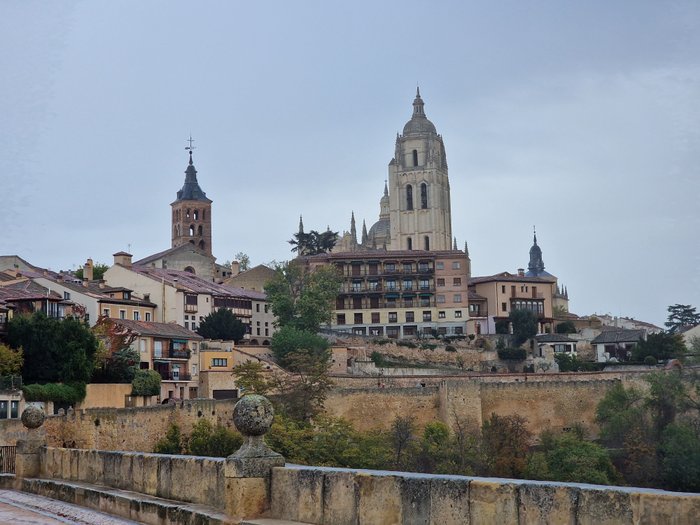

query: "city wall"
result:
(0, 371), (660, 450)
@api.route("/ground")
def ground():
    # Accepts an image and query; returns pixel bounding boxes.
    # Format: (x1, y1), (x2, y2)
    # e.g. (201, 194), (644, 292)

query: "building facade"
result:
(304, 250), (470, 338)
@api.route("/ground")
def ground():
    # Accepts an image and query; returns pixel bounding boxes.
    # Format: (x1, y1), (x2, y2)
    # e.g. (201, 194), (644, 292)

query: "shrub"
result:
(555, 321), (576, 334)
(445, 345), (457, 352)
(495, 320), (510, 335)
(644, 355), (658, 366)
(154, 424), (182, 454)
(497, 348), (527, 361)
(397, 340), (417, 349)
(22, 382), (86, 404)
(131, 370), (161, 396)
(370, 351), (389, 367)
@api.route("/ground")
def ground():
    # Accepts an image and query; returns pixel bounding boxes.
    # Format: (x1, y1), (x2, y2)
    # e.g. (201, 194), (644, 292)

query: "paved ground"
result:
(0, 490), (139, 524)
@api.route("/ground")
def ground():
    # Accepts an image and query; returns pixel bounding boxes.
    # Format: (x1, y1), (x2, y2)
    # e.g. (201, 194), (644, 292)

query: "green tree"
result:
(665, 304), (700, 333)
(555, 321), (576, 334)
(234, 252), (251, 271)
(659, 422), (700, 492)
(416, 421), (452, 473)
(509, 309), (538, 346)
(187, 419), (243, 457)
(288, 230), (338, 256)
(0, 344), (23, 376)
(271, 351), (333, 422)
(131, 369), (161, 396)
(197, 309), (246, 342)
(7, 312), (98, 384)
(92, 316), (138, 382)
(631, 332), (686, 362)
(481, 413), (532, 478)
(74, 262), (109, 281)
(265, 262), (340, 332)
(390, 415), (416, 470)
(232, 361), (270, 395)
(270, 325), (329, 367)
(533, 431), (619, 485)
(154, 424), (183, 454)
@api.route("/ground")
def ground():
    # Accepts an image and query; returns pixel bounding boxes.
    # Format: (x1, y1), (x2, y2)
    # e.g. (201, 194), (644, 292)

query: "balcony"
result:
(184, 304), (198, 313)
(160, 372), (192, 382)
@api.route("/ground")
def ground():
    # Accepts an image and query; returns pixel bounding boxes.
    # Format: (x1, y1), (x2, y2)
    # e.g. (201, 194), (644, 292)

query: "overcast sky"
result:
(2, 1), (699, 326)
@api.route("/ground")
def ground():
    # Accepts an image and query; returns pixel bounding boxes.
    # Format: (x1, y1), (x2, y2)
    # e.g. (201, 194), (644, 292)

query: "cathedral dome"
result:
(368, 217), (390, 245)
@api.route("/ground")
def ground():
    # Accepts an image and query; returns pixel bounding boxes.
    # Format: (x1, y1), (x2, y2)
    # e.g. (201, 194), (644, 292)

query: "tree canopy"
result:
(196, 308), (246, 342)
(665, 304), (700, 333)
(74, 262), (109, 281)
(631, 332), (686, 362)
(0, 344), (23, 376)
(288, 230), (338, 256)
(509, 309), (538, 346)
(6, 312), (98, 384)
(264, 262), (340, 332)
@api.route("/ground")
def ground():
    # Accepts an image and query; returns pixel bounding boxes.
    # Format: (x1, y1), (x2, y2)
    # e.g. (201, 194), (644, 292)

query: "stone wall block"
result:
(429, 477), (470, 525)
(357, 473), (402, 525)
(156, 455), (173, 500)
(129, 453), (144, 494)
(295, 469), (324, 524)
(517, 483), (577, 525)
(141, 454), (160, 497)
(400, 477), (431, 525)
(270, 467), (302, 521)
(469, 480), (518, 525)
(225, 477), (268, 520)
(633, 491), (700, 525)
(576, 487), (633, 525)
(322, 470), (359, 525)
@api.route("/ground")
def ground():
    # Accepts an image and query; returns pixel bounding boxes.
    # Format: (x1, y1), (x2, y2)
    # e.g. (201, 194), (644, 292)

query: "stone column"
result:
(15, 406), (47, 479)
(224, 394), (284, 520)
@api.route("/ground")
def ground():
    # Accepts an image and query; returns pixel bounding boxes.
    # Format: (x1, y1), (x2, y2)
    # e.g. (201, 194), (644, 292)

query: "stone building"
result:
(303, 249), (470, 338)
(334, 89), (454, 253)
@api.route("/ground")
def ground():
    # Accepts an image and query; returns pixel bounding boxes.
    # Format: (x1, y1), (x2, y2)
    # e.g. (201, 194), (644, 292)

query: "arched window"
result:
(202, 209), (206, 220)
(424, 236), (430, 250)
(189, 225), (195, 237)
(412, 149), (418, 167)
(199, 240), (205, 250)
(184, 266), (195, 274)
(197, 225), (203, 236)
(186, 209), (190, 219)
(406, 185), (413, 210)
(193, 210), (199, 220)
(407, 237), (413, 250)
(420, 183), (428, 209)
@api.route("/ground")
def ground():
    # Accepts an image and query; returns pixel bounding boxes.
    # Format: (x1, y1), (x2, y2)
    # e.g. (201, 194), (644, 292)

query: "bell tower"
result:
(388, 88), (452, 251)
(171, 142), (213, 256)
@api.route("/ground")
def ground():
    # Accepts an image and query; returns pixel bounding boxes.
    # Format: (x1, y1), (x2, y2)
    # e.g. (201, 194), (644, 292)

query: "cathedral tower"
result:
(388, 88), (452, 251)
(171, 149), (213, 255)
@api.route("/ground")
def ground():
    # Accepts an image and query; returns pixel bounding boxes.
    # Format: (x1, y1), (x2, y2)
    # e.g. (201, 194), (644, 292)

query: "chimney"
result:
(231, 261), (240, 277)
(113, 251), (133, 268)
(517, 268), (525, 277)
(84, 258), (94, 281)
(99, 280), (106, 289)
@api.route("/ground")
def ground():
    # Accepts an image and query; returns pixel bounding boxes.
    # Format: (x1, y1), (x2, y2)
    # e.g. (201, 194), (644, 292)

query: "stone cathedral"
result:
(334, 89), (454, 252)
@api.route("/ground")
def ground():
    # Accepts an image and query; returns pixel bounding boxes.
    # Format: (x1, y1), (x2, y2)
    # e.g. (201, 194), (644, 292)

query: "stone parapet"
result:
(269, 465), (700, 525)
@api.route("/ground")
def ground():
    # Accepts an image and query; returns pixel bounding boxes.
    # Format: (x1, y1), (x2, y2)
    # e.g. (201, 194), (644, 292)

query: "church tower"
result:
(171, 148), (213, 255)
(388, 88), (452, 251)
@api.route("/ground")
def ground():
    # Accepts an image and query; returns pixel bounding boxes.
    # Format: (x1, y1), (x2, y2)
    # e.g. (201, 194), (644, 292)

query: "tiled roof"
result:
(112, 319), (203, 340)
(468, 291), (487, 301)
(536, 334), (577, 343)
(133, 244), (211, 266)
(591, 329), (645, 344)
(129, 266), (267, 300)
(0, 280), (64, 301)
(303, 249), (466, 261)
(469, 271), (556, 285)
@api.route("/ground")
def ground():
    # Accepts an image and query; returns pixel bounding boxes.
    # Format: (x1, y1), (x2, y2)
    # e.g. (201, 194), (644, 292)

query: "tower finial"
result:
(533, 225), (537, 244)
(384, 180), (388, 197)
(416, 85), (420, 98)
(298, 214), (304, 235)
(185, 135), (196, 165)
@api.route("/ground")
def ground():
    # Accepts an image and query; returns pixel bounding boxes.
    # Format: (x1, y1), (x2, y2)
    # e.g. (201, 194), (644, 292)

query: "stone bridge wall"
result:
(38, 447), (700, 524)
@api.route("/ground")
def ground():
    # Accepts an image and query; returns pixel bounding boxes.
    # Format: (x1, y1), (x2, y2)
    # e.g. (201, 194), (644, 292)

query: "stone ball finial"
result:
(21, 406), (46, 429)
(233, 394), (274, 437)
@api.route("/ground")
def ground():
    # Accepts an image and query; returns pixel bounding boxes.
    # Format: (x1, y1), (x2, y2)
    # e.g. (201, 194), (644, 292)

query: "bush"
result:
(644, 355), (658, 366)
(370, 351), (389, 367)
(154, 424), (182, 454)
(397, 340), (417, 348)
(445, 345), (457, 352)
(495, 320), (510, 335)
(131, 369), (161, 396)
(555, 321), (576, 334)
(188, 419), (243, 457)
(22, 382), (86, 404)
(419, 343), (437, 350)
(497, 348), (527, 361)
(271, 326), (330, 367)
